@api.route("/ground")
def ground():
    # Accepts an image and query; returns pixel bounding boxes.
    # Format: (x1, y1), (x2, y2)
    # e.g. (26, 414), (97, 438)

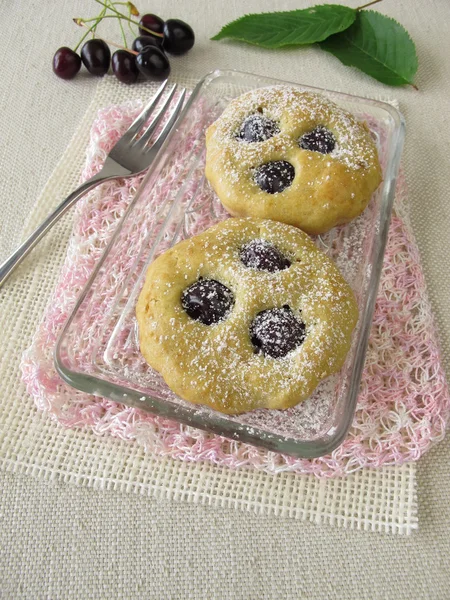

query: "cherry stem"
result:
(76, 20), (138, 54)
(73, 19), (100, 52)
(356, 0), (383, 10)
(116, 0), (139, 14)
(117, 9), (127, 47)
(77, 14), (132, 23)
(93, 0), (164, 37)
(92, 3), (107, 36)
(126, 4), (136, 37)
(105, 0), (127, 47)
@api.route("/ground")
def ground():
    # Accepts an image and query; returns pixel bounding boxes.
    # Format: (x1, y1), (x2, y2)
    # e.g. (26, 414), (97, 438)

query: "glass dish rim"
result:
(54, 68), (406, 459)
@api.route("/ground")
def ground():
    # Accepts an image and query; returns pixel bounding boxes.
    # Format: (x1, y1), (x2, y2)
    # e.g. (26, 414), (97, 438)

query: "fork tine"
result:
(146, 88), (186, 153)
(125, 80), (169, 143)
(134, 84), (178, 147)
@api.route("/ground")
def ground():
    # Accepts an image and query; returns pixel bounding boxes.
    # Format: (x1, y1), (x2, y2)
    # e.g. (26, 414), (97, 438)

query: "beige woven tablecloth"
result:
(1, 1), (450, 598)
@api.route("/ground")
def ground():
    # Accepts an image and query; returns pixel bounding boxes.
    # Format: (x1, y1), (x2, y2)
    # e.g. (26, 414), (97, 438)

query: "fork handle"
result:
(0, 171), (111, 289)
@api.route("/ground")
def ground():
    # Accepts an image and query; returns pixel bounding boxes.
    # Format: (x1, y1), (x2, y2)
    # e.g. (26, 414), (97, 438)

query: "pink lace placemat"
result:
(21, 101), (450, 478)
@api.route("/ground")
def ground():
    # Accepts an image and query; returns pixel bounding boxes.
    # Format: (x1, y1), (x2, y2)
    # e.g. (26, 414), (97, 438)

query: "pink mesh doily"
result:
(21, 101), (450, 478)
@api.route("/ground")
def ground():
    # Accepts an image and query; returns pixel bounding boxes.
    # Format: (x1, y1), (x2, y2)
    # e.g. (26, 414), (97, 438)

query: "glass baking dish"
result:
(55, 69), (405, 459)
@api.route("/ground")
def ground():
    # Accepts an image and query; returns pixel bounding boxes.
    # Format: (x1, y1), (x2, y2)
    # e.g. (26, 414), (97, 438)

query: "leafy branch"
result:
(211, 1), (418, 88)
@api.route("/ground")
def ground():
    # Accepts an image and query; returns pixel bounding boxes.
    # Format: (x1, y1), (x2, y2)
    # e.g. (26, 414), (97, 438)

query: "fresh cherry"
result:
(52, 47), (82, 80)
(80, 39), (110, 76)
(132, 35), (160, 53)
(136, 46), (171, 80)
(162, 19), (195, 55)
(111, 50), (139, 84)
(138, 13), (164, 45)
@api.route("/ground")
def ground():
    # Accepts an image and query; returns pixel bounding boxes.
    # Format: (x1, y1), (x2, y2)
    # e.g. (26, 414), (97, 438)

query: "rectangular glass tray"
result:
(55, 69), (405, 459)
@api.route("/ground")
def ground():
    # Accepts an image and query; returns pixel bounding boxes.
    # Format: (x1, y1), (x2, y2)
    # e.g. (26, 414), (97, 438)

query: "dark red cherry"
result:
(254, 161), (295, 194)
(132, 35), (160, 53)
(138, 13), (165, 45)
(136, 46), (170, 80)
(250, 307), (306, 358)
(111, 50), (139, 84)
(240, 240), (291, 272)
(162, 19), (195, 55)
(299, 126), (336, 154)
(238, 114), (279, 143)
(181, 279), (234, 325)
(52, 47), (81, 80)
(80, 39), (110, 76)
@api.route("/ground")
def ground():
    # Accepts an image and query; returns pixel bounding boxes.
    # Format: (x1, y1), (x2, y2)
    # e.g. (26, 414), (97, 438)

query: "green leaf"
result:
(319, 10), (418, 87)
(211, 4), (356, 49)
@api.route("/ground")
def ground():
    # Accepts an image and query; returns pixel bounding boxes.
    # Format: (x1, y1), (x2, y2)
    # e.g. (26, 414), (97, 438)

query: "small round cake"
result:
(136, 218), (358, 415)
(205, 86), (382, 235)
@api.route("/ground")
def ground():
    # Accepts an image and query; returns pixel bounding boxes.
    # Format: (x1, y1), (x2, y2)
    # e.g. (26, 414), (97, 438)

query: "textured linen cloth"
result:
(1, 1), (450, 598)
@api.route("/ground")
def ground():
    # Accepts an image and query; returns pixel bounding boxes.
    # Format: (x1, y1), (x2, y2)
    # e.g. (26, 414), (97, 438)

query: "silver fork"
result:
(0, 80), (186, 289)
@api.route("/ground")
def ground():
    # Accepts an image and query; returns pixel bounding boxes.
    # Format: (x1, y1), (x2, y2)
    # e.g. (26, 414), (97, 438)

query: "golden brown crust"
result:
(205, 87), (382, 235)
(136, 218), (358, 415)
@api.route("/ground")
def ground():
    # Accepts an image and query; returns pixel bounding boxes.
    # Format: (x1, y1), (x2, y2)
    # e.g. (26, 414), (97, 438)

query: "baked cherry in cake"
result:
(240, 239), (291, 272)
(238, 114), (279, 143)
(250, 306), (306, 358)
(254, 161), (295, 194)
(181, 279), (234, 325)
(299, 126), (336, 154)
